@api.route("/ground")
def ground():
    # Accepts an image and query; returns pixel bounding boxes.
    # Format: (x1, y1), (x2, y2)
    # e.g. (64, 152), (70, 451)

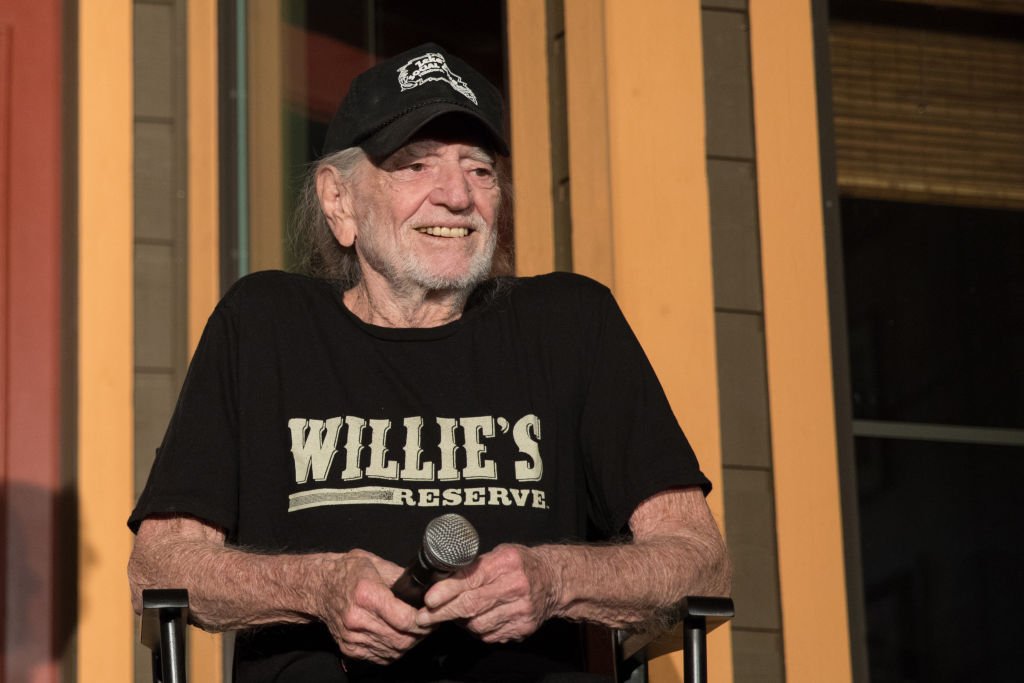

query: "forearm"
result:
(418, 488), (730, 643)
(533, 529), (730, 630)
(129, 517), (335, 632)
(130, 515), (428, 663)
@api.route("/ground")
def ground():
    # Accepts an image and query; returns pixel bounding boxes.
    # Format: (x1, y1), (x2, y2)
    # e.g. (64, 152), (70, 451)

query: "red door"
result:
(0, 1), (66, 681)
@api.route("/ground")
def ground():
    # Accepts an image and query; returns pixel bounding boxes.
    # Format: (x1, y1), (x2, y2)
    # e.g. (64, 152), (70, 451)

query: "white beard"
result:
(354, 201), (497, 296)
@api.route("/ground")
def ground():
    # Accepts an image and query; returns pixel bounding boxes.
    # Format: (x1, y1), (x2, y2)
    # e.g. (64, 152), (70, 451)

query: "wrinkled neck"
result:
(342, 276), (468, 328)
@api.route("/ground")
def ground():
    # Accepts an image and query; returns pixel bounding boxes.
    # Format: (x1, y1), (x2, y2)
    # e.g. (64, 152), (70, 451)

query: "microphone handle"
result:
(392, 550), (454, 608)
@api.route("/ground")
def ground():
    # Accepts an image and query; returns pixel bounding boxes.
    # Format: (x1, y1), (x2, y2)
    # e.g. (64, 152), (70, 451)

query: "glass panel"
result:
(280, 1), (506, 269)
(842, 197), (1024, 429)
(856, 437), (1024, 682)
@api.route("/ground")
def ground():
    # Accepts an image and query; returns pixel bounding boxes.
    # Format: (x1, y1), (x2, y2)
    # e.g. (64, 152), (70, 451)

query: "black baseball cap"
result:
(322, 43), (509, 160)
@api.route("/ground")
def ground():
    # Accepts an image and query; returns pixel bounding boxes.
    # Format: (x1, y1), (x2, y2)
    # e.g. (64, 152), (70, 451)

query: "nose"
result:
(429, 161), (472, 212)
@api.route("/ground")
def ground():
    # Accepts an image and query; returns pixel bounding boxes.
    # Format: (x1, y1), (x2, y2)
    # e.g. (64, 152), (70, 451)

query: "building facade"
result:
(2, 0), (1021, 681)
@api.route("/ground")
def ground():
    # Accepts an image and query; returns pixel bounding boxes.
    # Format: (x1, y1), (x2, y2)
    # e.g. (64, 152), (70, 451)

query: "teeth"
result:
(417, 226), (470, 237)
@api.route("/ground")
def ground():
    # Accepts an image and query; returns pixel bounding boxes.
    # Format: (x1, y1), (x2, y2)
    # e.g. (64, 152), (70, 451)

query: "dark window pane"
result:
(283, 0), (505, 163)
(856, 437), (1024, 682)
(842, 197), (1024, 429)
(280, 1), (506, 270)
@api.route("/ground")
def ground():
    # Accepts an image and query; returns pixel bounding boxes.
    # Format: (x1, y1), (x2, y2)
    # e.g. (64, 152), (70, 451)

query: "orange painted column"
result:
(188, 0), (222, 356)
(186, 1), (225, 679)
(1, 1), (65, 680)
(78, 1), (134, 680)
(749, 1), (853, 681)
(507, 0), (557, 276)
(564, 0), (614, 288)
(604, 4), (730, 681)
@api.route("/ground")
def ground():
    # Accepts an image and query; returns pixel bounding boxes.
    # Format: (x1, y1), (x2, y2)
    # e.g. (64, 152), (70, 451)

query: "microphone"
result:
(392, 513), (480, 607)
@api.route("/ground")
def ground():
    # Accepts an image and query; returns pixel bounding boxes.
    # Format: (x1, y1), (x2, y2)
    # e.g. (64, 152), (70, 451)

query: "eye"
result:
(404, 162), (427, 172)
(468, 165), (496, 182)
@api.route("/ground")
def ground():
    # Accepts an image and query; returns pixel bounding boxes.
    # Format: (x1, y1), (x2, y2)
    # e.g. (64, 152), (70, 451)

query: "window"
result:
(829, 1), (1024, 680)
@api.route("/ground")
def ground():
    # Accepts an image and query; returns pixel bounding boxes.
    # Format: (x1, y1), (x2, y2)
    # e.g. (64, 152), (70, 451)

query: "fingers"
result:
(415, 545), (551, 642)
(420, 566), (487, 612)
(324, 553), (431, 664)
(464, 600), (542, 643)
(333, 582), (425, 663)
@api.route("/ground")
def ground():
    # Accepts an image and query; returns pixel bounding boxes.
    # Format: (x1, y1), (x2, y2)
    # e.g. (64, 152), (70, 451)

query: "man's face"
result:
(347, 137), (501, 294)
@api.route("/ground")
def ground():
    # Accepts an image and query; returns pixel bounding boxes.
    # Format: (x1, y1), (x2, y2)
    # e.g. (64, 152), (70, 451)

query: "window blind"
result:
(830, 20), (1024, 209)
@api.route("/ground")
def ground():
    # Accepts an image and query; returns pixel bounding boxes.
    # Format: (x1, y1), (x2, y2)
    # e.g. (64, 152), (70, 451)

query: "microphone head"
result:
(422, 513), (480, 571)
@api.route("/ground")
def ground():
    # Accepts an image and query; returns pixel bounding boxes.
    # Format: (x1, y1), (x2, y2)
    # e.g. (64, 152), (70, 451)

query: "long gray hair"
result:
(290, 147), (514, 288)
(290, 147), (366, 288)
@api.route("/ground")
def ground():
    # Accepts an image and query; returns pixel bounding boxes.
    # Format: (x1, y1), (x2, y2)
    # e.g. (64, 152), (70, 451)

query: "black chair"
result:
(141, 589), (733, 683)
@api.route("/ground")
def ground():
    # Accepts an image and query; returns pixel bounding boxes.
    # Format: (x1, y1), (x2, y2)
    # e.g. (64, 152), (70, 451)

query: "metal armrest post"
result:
(612, 596), (734, 683)
(141, 589), (190, 683)
(682, 615), (708, 683)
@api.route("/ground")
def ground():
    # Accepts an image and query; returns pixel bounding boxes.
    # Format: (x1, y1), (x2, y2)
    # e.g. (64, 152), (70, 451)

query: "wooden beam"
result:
(568, 1), (732, 679)
(507, 0), (556, 276)
(564, 0), (614, 288)
(78, 0), (134, 679)
(187, 0), (224, 679)
(749, 1), (854, 681)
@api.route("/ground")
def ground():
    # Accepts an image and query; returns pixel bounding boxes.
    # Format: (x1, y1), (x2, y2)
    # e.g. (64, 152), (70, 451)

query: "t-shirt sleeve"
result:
(128, 301), (240, 536)
(579, 289), (711, 538)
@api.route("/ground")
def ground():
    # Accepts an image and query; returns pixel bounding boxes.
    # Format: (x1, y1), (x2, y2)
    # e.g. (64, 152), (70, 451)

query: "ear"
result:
(316, 166), (358, 247)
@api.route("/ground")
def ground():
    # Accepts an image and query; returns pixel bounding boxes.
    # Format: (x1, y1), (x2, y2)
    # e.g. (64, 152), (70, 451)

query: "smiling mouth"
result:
(415, 226), (473, 238)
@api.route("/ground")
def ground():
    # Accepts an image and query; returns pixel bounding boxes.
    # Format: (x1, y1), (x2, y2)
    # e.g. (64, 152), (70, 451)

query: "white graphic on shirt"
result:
(396, 52), (479, 104)
(461, 416), (498, 479)
(341, 416), (366, 481)
(286, 414), (545, 510)
(512, 414), (543, 482)
(399, 416), (434, 480)
(287, 417), (341, 482)
(288, 486), (548, 512)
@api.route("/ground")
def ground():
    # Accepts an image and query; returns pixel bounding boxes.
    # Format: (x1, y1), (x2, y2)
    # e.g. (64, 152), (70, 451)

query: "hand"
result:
(415, 544), (561, 643)
(319, 549), (431, 664)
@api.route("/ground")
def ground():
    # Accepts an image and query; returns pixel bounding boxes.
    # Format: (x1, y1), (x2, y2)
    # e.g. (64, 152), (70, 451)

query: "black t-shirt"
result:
(130, 271), (710, 682)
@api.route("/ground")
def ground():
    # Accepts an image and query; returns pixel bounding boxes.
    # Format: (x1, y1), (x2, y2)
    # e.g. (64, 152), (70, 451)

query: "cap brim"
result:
(358, 103), (510, 160)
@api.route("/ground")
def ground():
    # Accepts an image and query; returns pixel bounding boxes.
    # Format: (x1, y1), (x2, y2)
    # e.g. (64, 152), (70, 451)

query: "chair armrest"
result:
(618, 596), (734, 661)
(613, 596), (734, 683)
(141, 589), (190, 683)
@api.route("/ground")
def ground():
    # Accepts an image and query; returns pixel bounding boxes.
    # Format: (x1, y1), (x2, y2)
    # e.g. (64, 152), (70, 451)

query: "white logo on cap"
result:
(396, 52), (478, 105)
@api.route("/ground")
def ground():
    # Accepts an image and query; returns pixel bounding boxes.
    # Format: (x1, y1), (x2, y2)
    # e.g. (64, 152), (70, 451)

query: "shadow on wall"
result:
(3, 483), (78, 679)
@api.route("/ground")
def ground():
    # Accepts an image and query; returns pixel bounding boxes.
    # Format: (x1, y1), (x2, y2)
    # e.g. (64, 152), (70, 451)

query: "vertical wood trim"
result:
(598, 2), (731, 680)
(187, 0), (221, 352)
(247, 1), (283, 272)
(563, 0), (614, 288)
(506, 0), (556, 276)
(186, 2), (224, 679)
(748, 1), (853, 681)
(78, 1), (134, 680)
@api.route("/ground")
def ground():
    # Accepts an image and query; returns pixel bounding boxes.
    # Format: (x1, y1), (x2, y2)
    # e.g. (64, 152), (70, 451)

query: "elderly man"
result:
(129, 43), (729, 682)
